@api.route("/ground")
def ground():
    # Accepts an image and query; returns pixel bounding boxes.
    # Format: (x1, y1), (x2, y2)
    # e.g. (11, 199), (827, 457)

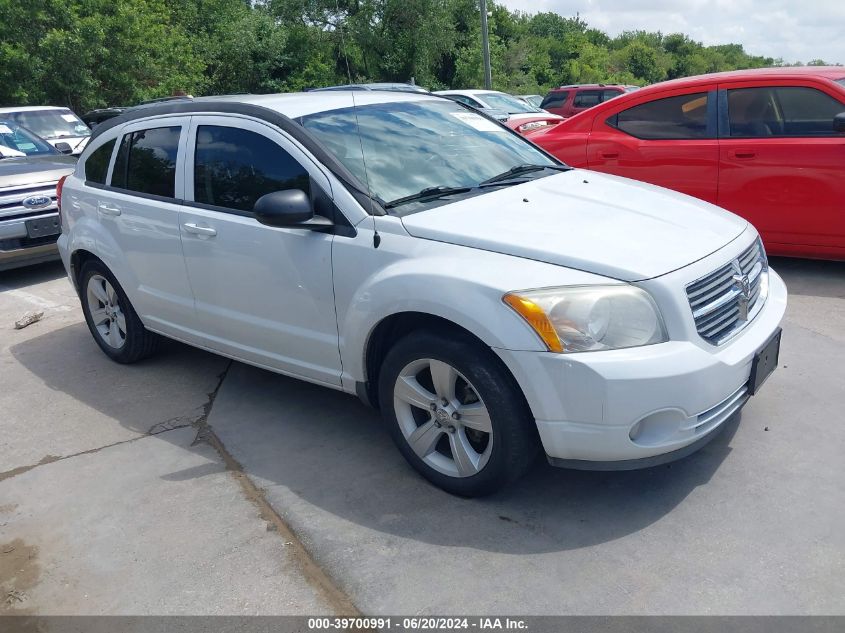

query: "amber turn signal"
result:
(502, 292), (563, 353)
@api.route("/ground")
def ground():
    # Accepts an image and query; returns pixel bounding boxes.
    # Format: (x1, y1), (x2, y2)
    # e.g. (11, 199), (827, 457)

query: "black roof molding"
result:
(87, 99), (385, 216)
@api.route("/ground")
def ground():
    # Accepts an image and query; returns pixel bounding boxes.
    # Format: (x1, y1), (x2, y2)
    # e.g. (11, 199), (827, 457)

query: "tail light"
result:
(518, 119), (563, 135)
(56, 175), (67, 226)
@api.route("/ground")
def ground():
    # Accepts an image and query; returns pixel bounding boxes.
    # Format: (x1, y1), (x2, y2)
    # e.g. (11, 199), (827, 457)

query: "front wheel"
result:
(378, 331), (538, 496)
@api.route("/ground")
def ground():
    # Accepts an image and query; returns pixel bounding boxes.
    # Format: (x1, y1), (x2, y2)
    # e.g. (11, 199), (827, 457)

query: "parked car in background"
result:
(82, 107), (127, 128)
(0, 106), (91, 155)
(503, 113), (567, 136)
(540, 84), (639, 119)
(518, 94), (544, 108)
(435, 90), (562, 123)
(1, 120), (73, 157)
(58, 91), (785, 495)
(82, 97), (194, 129)
(527, 67), (845, 260)
(0, 121), (75, 270)
(434, 93), (509, 122)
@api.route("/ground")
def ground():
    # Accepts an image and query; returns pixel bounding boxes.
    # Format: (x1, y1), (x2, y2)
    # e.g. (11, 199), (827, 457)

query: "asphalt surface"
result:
(1, 257), (843, 615)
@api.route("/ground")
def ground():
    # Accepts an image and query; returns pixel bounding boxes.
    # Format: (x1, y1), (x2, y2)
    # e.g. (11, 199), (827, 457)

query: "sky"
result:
(496, 0), (845, 65)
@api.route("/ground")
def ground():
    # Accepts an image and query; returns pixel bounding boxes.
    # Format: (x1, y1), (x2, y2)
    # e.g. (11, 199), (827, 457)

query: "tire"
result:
(79, 260), (158, 363)
(378, 330), (539, 496)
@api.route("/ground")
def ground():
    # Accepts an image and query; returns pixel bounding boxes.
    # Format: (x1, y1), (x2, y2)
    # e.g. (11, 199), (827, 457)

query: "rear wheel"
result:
(79, 260), (158, 363)
(379, 331), (538, 496)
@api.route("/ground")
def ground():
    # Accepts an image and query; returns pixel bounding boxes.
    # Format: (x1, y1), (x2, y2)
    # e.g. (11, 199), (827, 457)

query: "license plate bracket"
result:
(25, 216), (61, 239)
(749, 328), (781, 395)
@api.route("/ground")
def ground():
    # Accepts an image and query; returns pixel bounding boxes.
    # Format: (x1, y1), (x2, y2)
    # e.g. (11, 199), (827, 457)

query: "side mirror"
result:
(253, 189), (333, 230)
(54, 142), (73, 154)
(834, 113), (845, 134)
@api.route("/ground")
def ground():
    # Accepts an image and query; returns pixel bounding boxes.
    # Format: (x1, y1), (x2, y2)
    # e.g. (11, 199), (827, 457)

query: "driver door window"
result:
(193, 125), (310, 213)
(727, 86), (845, 137)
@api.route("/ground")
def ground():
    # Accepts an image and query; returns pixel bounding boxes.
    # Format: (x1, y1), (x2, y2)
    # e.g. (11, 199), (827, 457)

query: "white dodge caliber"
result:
(56, 91), (786, 496)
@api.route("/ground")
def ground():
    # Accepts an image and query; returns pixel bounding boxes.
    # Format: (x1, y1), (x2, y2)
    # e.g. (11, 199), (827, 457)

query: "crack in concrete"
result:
(191, 360), (362, 618)
(1, 411), (202, 484)
(148, 415), (201, 435)
(0, 366), (231, 483)
(0, 456), (60, 484)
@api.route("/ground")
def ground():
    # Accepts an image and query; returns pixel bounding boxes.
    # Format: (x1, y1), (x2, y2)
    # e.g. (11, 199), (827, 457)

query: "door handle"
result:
(97, 202), (121, 216)
(182, 222), (217, 237)
(600, 151), (620, 159)
(729, 149), (756, 159)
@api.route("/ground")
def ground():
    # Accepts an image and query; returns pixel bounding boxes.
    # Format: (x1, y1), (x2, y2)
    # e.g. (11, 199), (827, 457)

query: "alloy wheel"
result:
(86, 274), (127, 349)
(393, 358), (493, 478)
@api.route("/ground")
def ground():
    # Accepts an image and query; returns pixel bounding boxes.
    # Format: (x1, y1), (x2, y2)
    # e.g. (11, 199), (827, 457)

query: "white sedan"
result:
(56, 90), (786, 496)
(0, 106), (91, 155)
(435, 89), (562, 122)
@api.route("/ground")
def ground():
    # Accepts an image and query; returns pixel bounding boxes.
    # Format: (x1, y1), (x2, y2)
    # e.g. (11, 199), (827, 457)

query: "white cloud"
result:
(496, 0), (845, 64)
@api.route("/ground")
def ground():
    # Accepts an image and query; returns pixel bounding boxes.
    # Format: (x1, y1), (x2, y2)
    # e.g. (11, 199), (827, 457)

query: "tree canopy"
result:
(0, 0), (833, 113)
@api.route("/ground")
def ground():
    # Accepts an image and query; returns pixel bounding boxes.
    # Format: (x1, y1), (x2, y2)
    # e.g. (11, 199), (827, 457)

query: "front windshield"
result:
(5, 109), (90, 140)
(0, 121), (59, 156)
(481, 92), (541, 114)
(301, 100), (556, 212)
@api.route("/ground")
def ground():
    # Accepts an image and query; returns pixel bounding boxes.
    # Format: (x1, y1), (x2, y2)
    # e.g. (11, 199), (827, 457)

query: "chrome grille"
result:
(686, 239), (768, 345)
(0, 181), (59, 220)
(692, 382), (749, 434)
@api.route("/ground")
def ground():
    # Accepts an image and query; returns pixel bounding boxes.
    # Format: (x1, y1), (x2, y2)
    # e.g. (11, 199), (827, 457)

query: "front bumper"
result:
(0, 212), (61, 271)
(494, 269), (787, 466)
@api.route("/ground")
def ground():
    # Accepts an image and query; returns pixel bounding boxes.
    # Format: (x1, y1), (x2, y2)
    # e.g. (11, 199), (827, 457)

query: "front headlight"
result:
(503, 285), (668, 353)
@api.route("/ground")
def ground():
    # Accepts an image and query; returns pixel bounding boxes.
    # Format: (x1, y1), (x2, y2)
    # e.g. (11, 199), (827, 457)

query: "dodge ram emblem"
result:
(731, 259), (752, 320)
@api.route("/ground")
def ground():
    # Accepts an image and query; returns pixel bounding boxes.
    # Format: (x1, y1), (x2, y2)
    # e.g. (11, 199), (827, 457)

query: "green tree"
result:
(0, 0), (816, 114)
(0, 0), (205, 111)
(614, 40), (668, 84)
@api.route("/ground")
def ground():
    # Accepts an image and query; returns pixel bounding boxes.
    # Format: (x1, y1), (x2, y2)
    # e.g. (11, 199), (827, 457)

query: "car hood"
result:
(0, 155), (77, 188)
(400, 170), (748, 282)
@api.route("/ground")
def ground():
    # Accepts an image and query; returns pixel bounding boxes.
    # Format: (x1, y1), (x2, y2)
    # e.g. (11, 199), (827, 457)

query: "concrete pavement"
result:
(1, 257), (844, 615)
(0, 262), (344, 615)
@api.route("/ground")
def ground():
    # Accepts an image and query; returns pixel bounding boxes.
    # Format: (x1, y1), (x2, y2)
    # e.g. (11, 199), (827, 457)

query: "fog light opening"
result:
(629, 420), (643, 441)
(629, 409), (687, 447)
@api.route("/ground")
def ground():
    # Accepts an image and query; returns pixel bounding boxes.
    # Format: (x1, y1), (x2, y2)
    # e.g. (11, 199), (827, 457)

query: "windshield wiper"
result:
(479, 163), (571, 187)
(384, 186), (474, 209)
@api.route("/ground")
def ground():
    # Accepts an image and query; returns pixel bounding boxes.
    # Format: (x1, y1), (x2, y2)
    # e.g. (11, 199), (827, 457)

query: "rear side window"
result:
(85, 139), (115, 184)
(193, 126), (310, 213)
(610, 92), (710, 139)
(727, 86), (845, 137)
(541, 92), (569, 109)
(574, 91), (602, 108)
(602, 89), (623, 102)
(110, 126), (180, 198)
